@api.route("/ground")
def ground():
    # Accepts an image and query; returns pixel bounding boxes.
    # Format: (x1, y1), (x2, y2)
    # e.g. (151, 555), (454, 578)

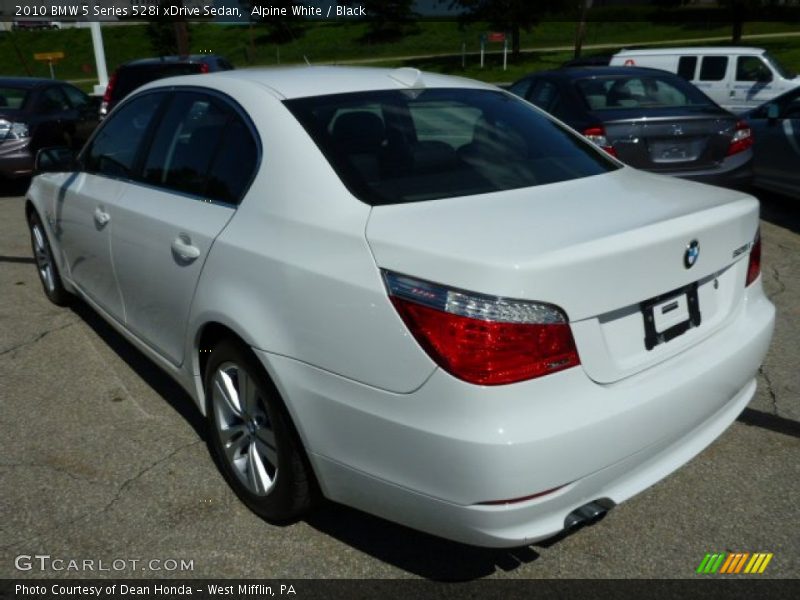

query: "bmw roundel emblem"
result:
(684, 240), (700, 269)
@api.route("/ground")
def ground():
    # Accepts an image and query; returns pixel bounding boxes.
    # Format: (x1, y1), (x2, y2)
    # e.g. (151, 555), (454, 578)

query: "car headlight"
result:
(0, 119), (30, 141)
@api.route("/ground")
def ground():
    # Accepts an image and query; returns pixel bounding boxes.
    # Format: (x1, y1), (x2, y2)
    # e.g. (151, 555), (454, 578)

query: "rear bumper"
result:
(0, 140), (34, 179)
(667, 149), (753, 190)
(255, 281), (774, 547)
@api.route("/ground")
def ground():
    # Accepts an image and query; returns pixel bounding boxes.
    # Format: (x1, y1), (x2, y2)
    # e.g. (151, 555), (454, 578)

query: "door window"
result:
(736, 56), (772, 82)
(699, 56), (728, 81)
(38, 87), (70, 113)
(83, 93), (162, 179)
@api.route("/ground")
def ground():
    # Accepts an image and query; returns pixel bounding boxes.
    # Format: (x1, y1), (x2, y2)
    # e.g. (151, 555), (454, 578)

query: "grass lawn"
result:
(1, 19), (799, 89)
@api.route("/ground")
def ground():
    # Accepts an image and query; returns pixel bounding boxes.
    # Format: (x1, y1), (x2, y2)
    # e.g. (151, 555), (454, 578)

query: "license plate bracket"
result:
(641, 283), (702, 351)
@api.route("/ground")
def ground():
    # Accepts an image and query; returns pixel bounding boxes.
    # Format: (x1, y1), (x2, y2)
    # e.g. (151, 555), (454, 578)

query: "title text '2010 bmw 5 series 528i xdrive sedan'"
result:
(26, 66), (774, 548)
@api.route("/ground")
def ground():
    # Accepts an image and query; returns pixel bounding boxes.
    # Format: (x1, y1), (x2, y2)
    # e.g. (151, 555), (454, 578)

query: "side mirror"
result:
(35, 146), (78, 173)
(766, 103), (780, 120)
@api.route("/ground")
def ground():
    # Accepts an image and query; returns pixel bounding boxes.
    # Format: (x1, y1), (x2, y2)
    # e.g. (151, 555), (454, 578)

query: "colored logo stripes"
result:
(696, 552), (773, 574)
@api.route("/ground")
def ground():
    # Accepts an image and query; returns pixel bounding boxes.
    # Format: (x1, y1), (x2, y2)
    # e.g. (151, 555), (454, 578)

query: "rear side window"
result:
(699, 56), (728, 81)
(83, 93), (162, 178)
(285, 88), (617, 206)
(205, 119), (259, 204)
(62, 84), (89, 109)
(142, 91), (258, 204)
(677, 56), (697, 80)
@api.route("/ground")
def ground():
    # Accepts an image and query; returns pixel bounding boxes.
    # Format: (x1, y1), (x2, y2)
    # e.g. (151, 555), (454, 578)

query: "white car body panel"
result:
(52, 172), (127, 318)
(110, 185), (236, 365)
(26, 66), (776, 547)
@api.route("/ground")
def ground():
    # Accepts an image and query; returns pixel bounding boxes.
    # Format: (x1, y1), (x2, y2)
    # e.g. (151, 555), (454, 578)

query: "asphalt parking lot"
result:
(0, 185), (798, 580)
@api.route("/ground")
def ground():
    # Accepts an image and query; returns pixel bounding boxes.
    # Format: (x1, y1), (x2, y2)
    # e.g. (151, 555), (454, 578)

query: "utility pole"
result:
(90, 22), (109, 95)
(173, 0), (189, 55)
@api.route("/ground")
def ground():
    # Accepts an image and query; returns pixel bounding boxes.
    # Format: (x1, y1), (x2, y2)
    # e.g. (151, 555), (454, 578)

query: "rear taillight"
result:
(745, 229), (761, 287)
(102, 71), (117, 104)
(727, 120), (753, 156)
(383, 271), (580, 386)
(200, 63), (210, 73)
(583, 126), (617, 157)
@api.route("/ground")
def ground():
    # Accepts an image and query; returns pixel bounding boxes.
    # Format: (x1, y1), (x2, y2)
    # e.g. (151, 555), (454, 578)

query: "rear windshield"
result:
(285, 88), (617, 206)
(0, 86), (29, 111)
(576, 74), (715, 111)
(112, 64), (202, 102)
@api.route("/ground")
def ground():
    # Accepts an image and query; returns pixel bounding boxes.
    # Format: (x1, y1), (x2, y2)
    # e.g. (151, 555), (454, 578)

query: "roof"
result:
(146, 66), (498, 100)
(0, 77), (55, 89)
(615, 46), (766, 56)
(529, 66), (685, 80)
(122, 54), (224, 67)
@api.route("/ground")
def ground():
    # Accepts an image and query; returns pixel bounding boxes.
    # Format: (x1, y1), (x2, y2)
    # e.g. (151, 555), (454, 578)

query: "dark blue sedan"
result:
(509, 66), (753, 189)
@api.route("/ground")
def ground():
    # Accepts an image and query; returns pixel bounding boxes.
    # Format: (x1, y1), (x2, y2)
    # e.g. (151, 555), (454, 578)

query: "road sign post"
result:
(33, 52), (65, 79)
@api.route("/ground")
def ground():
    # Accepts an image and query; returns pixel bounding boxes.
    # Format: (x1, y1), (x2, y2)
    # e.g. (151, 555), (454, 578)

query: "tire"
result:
(204, 339), (316, 521)
(28, 211), (70, 306)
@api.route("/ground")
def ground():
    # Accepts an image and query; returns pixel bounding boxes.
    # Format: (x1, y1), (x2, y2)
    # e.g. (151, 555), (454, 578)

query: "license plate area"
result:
(641, 283), (702, 351)
(649, 137), (705, 163)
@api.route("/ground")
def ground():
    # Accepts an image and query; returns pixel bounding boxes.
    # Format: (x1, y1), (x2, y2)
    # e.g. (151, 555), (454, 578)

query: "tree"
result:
(340, 1), (417, 42)
(718, 0), (770, 44)
(446, 0), (561, 59)
(146, 2), (190, 56)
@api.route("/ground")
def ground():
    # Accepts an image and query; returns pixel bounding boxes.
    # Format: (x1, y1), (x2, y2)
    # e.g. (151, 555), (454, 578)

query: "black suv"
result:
(100, 55), (234, 118)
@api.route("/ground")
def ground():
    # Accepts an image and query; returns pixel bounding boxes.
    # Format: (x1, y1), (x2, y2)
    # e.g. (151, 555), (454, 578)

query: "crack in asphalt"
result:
(0, 439), (204, 552)
(0, 321), (78, 358)
(767, 266), (787, 300)
(97, 439), (205, 516)
(758, 365), (780, 416)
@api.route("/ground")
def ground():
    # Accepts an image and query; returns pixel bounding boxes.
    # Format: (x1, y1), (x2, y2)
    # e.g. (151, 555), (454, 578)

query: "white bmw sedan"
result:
(26, 67), (774, 548)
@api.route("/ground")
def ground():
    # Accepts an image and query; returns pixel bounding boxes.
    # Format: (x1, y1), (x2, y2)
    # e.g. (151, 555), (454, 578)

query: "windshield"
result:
(763, 52), (796, 80)
(285, 88), (617, 206)
(576, 74), (715, 111)
(0, 86), (29, 111)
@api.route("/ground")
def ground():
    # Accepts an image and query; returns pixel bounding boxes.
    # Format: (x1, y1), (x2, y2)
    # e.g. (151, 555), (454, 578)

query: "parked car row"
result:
(25, 65), (775, 548)
(0, 77), (99, 180)
(1, 54), (233, 183)
(5, 47), (797, 198)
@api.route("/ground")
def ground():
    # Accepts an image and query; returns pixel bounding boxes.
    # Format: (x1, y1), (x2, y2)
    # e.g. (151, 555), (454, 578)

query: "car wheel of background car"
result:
(205, 339), (316, 522)
(28, 211), (70, 306)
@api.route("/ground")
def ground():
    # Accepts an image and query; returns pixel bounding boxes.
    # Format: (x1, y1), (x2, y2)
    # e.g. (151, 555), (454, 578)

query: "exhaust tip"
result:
(564, 498), (615, 530)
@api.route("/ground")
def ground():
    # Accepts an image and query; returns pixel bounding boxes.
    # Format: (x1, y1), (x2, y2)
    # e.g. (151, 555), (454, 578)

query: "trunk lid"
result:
(366, 168), (759, 383)
(598, 109), (736, 172)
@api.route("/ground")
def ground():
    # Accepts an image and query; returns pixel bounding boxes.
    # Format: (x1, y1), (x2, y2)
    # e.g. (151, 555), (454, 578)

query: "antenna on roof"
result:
(389, 68), (424, 88)
(303, 56), (311, 65)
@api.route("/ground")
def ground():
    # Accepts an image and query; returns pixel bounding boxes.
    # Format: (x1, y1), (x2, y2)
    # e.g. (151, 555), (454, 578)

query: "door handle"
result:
(171, 235), (201, 262)
(93, 207), (110, 226)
